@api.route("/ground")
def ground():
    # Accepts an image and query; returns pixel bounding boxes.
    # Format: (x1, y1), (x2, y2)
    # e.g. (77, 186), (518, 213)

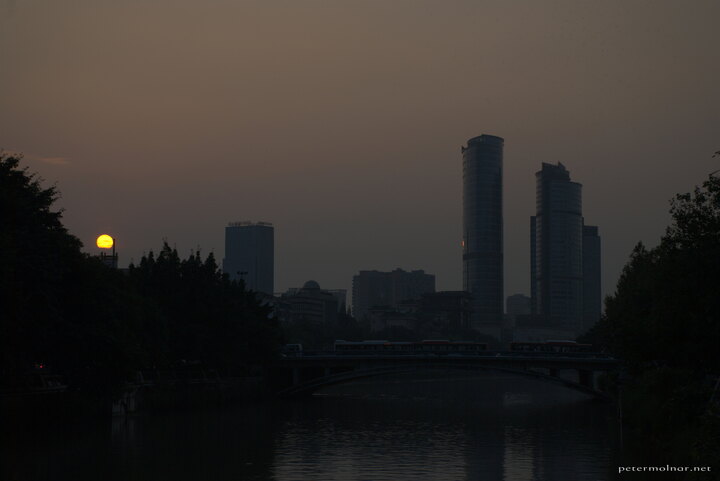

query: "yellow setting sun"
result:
(96, 234), (114, 249)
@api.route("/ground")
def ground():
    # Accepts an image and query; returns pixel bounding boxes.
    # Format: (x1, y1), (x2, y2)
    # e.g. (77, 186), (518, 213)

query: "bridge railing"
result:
(284, 350), (616, 360)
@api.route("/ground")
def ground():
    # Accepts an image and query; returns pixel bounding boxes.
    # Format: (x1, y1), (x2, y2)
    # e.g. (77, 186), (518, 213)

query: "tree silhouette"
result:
(0, 153), (146, 396)
(584, 170), (720, 466)
(589, 174), (720, 372)
(2, 153), (282, 401)
(129, 243), (282, 374)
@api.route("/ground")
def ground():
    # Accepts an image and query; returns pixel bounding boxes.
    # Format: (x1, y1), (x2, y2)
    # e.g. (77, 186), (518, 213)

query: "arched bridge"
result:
(272, 352), (619, 400)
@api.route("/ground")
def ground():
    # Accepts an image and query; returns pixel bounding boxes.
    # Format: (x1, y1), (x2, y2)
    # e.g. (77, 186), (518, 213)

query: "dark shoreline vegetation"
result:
(2, 153), (718, 468)
(581, 164), (720, 470)
(1, 153), (283, 414)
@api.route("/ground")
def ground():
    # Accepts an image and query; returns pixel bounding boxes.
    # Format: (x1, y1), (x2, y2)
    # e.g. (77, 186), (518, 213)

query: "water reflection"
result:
(2, 370), (618, 481)
(275, 370), (617, 481)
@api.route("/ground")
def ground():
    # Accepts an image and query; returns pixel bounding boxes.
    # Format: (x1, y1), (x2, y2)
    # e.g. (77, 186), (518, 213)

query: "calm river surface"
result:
(5, 371), (620, 481)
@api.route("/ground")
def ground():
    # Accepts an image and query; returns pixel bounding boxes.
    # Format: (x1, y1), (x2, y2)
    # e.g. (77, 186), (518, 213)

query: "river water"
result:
(4, 371), (620, 480)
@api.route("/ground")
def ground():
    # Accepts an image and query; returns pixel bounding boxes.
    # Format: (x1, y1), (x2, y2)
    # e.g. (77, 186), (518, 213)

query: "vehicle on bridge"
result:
(334, 340), (488, 354)
(510, 340), (593, 353)
(282, 344), (303, 357)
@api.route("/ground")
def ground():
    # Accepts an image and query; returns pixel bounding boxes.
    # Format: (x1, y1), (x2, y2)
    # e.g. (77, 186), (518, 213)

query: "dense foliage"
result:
(590, 176), (720, 371)
(1, 154), (282, 398)
(128, 245), (282, 373)
(585, 172), (720, 469)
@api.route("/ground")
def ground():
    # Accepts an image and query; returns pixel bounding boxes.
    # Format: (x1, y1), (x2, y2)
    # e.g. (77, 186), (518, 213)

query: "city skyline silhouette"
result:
(2, 0), (718, 301)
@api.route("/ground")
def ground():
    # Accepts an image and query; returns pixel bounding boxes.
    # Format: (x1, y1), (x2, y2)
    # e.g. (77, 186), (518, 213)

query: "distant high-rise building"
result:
(582, 225), (602, 333)
(352, 269), (435, 320)
(282, 286), (347, 313)
(530, 216), (537, 317)
(506, 294), (531, 323)
(530, 163), (583, 332)
(223, 221), (274, 294)
(418, 291), (473, 330)
(326, 289), (348, 313)
(277, 280), (339, 324)
(462, 134), (504, 331)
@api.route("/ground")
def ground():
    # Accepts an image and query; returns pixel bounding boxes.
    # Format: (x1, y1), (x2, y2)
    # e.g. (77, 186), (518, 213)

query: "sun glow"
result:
(96, 234), (114, 249)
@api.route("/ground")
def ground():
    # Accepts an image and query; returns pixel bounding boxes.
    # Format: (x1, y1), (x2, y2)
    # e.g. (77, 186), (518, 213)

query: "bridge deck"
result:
(274, 352), (619, 400)
(278, 352), (619, 370)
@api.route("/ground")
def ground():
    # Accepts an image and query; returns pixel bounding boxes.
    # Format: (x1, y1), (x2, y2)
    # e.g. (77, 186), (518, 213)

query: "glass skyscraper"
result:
(582, 225), (601, 333)
(531, 163), (583, 330)
(462, 134), (504, 330)
(223, 221), (274, 295)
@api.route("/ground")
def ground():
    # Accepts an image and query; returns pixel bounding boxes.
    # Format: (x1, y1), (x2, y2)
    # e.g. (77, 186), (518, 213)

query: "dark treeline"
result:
(128, 245), (282, 372)
(1, 154), (282, 401)
(583, 170), (720, 469)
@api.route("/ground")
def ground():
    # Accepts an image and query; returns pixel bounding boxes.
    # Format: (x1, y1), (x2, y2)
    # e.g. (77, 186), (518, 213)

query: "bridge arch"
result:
(277, 363), (611, 400)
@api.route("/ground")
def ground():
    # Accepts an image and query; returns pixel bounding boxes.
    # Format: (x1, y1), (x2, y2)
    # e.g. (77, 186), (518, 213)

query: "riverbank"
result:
(2, 376), (270, 423)
(618, 367), (720, 476)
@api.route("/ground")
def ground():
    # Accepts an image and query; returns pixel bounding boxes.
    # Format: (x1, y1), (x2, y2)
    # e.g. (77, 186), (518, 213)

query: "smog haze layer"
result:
(2, 0), (719, 300)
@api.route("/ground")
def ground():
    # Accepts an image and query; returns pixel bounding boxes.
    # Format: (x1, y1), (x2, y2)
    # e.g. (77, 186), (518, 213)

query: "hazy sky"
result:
(3, 0), (719, 303)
